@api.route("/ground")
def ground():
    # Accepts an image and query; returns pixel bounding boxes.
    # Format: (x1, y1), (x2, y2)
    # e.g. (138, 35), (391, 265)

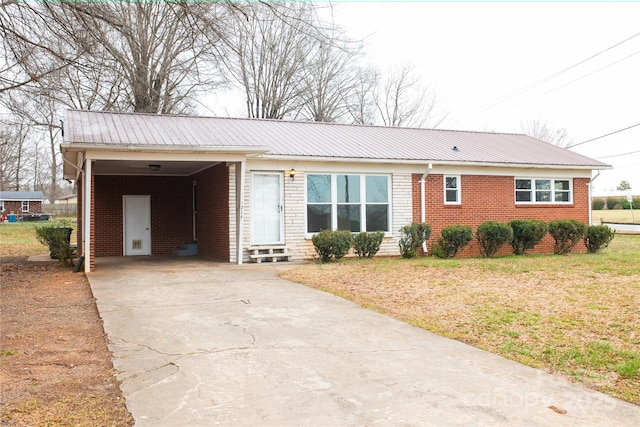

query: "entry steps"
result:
(249, 246), (291, 263)
(172, 243), (198, 257)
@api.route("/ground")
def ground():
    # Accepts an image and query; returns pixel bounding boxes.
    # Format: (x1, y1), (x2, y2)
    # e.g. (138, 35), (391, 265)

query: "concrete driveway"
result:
(88, 257), (640, 427)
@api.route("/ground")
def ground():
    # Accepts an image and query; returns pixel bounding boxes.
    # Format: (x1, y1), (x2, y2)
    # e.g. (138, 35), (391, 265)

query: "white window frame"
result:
(515, 178), (573, 204)
(305, 173), (392, 235)
(21, 201), (29, 212)
(0, 200), (4, 212)
(444, 175), (461, 205)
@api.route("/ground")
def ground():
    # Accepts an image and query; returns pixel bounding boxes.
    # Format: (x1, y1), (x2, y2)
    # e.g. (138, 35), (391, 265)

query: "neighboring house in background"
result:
(56, 193), (78, 204)
(61, 109), (610, 272)
(0, 191), (45, 215)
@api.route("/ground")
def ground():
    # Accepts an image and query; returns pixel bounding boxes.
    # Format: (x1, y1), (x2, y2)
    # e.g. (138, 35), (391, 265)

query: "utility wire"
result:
(595, 150), (640, 160)
(454, 31), (640, 121)
(566, 123), (640, 148)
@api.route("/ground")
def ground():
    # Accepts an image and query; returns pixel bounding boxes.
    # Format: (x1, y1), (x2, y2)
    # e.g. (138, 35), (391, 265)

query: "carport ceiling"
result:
(93, 160), (219, 176)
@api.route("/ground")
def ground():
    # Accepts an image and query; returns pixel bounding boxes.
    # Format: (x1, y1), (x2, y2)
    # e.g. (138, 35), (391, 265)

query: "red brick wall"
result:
(2, 201), (42, 214)
(192, 164), (230, 261)
(93, 175), (192, 257)
(412, 174), (590, 256)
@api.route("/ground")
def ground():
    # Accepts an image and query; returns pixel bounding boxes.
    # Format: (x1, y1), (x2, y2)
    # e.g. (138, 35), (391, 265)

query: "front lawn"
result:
(280, 235), (640, 404)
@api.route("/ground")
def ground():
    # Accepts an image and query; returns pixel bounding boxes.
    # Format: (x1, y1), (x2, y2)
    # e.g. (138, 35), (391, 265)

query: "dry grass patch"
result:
(280, 235), (640, 404)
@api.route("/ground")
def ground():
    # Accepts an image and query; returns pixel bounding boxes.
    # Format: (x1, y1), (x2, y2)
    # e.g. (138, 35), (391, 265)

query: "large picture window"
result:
(307, 174), (390, 233)
(515, 178), (572, 204)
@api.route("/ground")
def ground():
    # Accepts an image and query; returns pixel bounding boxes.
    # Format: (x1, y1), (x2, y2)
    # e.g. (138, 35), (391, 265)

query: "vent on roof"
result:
(453, 146), (459, 151)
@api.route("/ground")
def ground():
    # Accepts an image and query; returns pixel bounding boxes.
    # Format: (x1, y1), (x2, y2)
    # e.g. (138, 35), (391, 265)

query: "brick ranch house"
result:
(61, 109), (609, 272)
(0, 191), (45, 216)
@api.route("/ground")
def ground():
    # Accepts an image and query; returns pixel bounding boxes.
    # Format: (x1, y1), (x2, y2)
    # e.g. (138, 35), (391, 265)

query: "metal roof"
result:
(62, 109), (609, 169)
(0, 191), (45, 201)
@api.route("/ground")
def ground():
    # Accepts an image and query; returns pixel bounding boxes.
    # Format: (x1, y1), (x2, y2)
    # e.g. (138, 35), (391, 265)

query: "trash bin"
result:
(8, 214), (17, 223)
(49, 227), (73, 259)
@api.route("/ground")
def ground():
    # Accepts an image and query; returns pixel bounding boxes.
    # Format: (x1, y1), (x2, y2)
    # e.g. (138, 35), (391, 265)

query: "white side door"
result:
(251, 173), (283, 245)
(123, 195), (151, 256)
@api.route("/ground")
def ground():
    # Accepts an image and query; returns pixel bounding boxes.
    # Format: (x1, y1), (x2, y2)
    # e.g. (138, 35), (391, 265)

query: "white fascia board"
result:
(61, 143), (270, 156)
(84, 149), (258, 163)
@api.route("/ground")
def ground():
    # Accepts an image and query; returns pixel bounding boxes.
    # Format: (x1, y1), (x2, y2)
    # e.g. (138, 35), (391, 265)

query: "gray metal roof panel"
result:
(62, 110), (609, 168)
(0, 191), (46, 201)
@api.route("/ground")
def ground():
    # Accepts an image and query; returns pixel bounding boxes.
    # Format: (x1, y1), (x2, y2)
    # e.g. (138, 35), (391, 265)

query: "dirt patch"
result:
(0, 258), (133, 426)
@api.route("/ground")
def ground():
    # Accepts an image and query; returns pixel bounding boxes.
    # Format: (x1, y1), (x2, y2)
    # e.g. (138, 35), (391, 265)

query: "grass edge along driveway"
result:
(280, 235), (640, 405)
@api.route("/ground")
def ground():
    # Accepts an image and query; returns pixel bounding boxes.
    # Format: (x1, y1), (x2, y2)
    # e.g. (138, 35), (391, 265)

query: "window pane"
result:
(555, 180), (570, 191)
(446, 189), (458, 203)
(307, 175), (331, 203)
(535, 180), (551, 190)
(307, 204), (331, 233)
(555, 192), (570, 202)
(516, 191), (531, 202)
(337, 175), (360, 203)
(515, 179), (531, 190)
(337, 205), (361, 232)
(445, 176), (457, 189)
(536, 191), (552, 202)
(366, 205), (388, 232)
(366, 176), (388, 203)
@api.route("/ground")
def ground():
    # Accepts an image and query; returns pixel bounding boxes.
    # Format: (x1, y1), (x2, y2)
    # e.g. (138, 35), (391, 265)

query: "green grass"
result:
(594, 209), (638, 224)
(0, 219), (78, 257)
(282, 234), (640, 404)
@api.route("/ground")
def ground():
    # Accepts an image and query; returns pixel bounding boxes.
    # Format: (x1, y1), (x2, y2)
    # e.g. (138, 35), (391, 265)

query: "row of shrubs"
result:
(399, 219), (615, 258)
(311, 219), (616, 262)
(592, 197), (640, 210)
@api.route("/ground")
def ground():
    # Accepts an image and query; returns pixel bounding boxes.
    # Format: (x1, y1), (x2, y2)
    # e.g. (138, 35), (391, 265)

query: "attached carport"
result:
(61, 110), (269, 272)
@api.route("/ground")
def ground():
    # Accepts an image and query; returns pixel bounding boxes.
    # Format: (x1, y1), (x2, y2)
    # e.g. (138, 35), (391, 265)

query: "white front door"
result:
(123, 195), (151, 256)
(251, 173), (283, 245)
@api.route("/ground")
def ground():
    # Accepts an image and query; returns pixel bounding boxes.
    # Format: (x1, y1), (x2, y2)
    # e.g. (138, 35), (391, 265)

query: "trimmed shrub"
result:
(606, 197), (621, 210)
(476, 221), (513, 258)
(509, 219), (548, 255)
(311, 229), (354, 262)
(591, 198), (605, 210)
(398, 223), (432, 258)
(35, 222), (74, 266)
(584, 225), (615, 253)
(432, 225), (473, 258)
(354, 231), (385, 258)
(548, 219), (587, 255)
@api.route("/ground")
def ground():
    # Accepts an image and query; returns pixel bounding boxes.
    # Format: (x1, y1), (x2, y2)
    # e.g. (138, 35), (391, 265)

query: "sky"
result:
(208, 1), (640, 193)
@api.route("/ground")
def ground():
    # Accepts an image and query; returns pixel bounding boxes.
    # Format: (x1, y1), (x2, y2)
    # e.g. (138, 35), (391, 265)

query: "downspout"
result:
(62, 156), (86, 267)
(420, 163), (433, 253)
(588, 170), (601, 226)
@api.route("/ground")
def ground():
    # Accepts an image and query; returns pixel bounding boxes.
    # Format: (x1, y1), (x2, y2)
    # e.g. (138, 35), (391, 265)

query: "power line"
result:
(595, 150), (640, 160)
(455, 30), (640, 121)
(566, 123), (640, 148)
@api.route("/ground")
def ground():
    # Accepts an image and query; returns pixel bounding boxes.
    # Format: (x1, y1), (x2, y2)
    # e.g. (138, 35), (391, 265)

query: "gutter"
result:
(420, 163), (433, 253)
(588, 170), (601, 225)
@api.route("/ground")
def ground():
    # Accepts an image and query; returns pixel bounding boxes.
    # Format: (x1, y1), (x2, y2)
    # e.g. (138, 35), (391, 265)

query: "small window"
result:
(444, 175), (461, 204)
(21, 201), (29, 212)
(0, 201), (4, 212)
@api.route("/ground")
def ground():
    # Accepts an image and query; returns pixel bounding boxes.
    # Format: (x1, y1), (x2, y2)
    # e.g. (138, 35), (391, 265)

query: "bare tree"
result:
(0, 116), (29, 191)
(520, 118), (571, 148)
(374, 64), (445, 128)
(295, 31), (363, 123)
(346, 66), (380, 125)
(1, 1), (230, 114)
(224, 2), (332, 119)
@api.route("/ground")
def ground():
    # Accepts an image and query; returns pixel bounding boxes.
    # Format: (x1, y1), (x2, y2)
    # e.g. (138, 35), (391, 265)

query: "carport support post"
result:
(84, 159), (92, 273)
(236, 160), (246, 265)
